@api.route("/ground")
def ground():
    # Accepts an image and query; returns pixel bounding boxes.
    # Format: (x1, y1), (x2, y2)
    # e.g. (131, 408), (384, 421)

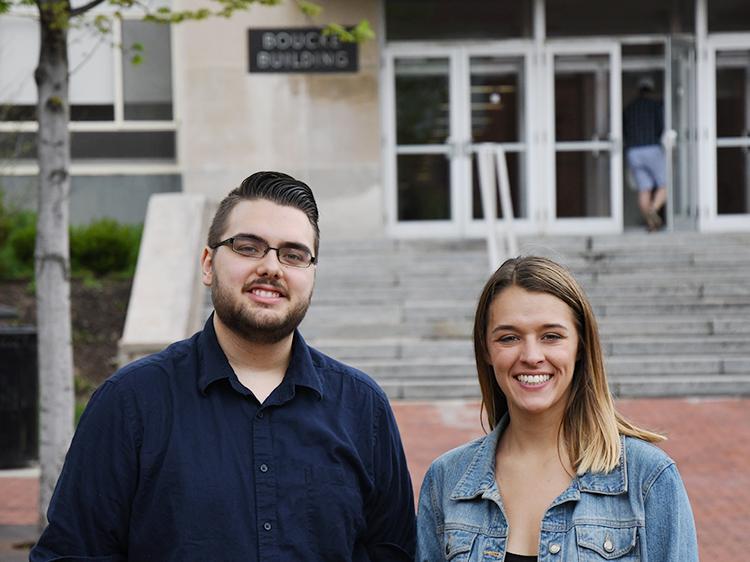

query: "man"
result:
(31, 171), (416, 561)
(623, 76), (667, 231)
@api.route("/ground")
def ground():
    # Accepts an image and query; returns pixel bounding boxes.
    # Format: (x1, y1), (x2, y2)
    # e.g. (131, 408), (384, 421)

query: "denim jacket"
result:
(416, 417), (698, 561)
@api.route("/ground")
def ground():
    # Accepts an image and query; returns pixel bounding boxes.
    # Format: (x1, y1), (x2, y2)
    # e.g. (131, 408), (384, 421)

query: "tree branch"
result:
(69, 0), (106, 17)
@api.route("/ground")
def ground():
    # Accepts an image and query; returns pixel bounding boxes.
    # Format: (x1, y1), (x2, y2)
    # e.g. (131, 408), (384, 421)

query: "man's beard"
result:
(211, 274), (312, 345)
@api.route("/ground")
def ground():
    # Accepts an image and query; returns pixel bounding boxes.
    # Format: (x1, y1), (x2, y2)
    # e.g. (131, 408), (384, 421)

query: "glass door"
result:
(465, 51), (533, 236)
(546, 42), (622, 233)
(666, 36), (699, 230)
(384, 49), (460, 237)
(385, 45), (532, 237)
(704, 38), (750, 230)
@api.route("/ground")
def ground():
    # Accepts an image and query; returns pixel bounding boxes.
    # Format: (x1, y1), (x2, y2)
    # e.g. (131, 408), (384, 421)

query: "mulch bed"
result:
(0, 278), (132, 389)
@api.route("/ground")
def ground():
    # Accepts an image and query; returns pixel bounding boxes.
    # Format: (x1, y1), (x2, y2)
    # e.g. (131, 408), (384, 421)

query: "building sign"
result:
(248, 27), (358, 73)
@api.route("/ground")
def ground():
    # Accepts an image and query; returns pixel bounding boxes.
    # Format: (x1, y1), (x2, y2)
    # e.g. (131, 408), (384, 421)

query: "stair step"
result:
(378, 375), (750, 400)
(204, 232), (750, 398)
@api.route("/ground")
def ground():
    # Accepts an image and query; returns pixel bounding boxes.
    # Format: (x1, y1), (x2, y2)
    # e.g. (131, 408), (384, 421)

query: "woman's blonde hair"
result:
(474, 256), (664, 474)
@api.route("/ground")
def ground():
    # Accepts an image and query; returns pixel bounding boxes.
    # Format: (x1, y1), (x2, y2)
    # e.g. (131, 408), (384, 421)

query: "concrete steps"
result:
(207, 232), (750, 399)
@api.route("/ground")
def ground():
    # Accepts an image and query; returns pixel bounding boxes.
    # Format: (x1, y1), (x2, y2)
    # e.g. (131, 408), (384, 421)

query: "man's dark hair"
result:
(207, 171), (320, 255)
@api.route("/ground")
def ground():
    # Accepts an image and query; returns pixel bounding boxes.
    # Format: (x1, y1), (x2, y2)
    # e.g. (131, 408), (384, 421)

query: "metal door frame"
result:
(383, 40), (534, 238)
(700, 33), (750, 231)
(544, 40), (623, 234)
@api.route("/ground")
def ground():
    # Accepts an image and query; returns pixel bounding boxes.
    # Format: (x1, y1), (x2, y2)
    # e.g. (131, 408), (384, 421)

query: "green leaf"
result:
(131, 53), (143, 65)
(297, 0), (322, 18)
(93, 14), (112, 33)
(131, 41), (144, 51)
(351, 19), (374, 42)
(323, 22), (354, 43)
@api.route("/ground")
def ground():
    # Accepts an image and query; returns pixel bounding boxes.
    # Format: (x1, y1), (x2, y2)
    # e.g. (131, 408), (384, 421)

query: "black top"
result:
(623, 95), (664, 148)
(31, 316), (416, 561)
(505, 553), (538, 562)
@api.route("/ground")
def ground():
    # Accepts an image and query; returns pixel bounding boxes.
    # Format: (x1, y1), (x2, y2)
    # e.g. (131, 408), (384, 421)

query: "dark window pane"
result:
(122, 21), (173, 120)
(556, 151), (610, 218)
(716, 51), (750, 139)
(385, 0), (532, 41)
(0, 132), (36, 159)
(0, 105), (116, 121)
(708, 0), (750, 32)
(71, 105), (115, 121)
(555, 55), (610, 142)
(71, 131), (175, 159)
(0, 105), (36, 121)
(471, 152), (525, 219)
(471, 57), (523, 144)
(397, 154), (450, 221)
(0, 131), (176, 160)
(546, 0), (693, 36)
(396, 58), (449, 145)
(717, 147), (750, 215)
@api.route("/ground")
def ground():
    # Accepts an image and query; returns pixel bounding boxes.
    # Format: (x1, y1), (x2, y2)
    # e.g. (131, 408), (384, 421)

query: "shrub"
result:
(0, 207), (142, 279)
(70, 219), (142, 277)
(0, 197), (36, 278)
(0, 193), (11, 248)
(8, 222), (36, 269)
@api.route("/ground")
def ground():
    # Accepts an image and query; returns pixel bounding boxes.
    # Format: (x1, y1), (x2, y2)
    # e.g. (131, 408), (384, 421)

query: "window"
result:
(545, 0), (694, 37)
(385, 0), (533, 41)
(0, 12), (178, 225)
(0, 13), (175, 160)
(708, 0), (750, 33)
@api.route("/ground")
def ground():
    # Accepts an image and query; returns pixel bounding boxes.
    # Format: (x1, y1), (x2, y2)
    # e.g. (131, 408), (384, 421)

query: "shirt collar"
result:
(576, 437), (628, 495)
(197, 314), (324, 400)
(450, 416), (508, 501)
(450, 415), (628, 501)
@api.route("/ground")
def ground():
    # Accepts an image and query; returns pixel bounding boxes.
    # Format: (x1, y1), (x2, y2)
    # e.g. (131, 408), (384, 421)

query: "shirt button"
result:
(548, 543), (561, 555)
(259, 464), (268, 473)
(603, 538), (614, 553)
(263, 522), (272, 531)
(257, 411), (264, 419)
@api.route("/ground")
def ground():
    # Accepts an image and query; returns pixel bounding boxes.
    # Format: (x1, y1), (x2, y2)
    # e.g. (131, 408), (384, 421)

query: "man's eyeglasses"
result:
(210, 235), (316, 268)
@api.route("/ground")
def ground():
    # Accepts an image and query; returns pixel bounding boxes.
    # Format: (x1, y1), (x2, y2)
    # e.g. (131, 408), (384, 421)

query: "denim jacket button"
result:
(603, 538), (614, 553)
(548, 543), (561, 555)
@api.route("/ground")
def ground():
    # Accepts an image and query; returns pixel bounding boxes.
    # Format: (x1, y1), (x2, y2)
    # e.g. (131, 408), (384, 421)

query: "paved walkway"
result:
(2, 398), (747, 560)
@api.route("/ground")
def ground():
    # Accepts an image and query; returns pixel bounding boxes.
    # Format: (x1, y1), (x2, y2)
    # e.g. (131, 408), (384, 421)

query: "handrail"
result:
(476, 143), (519, 273)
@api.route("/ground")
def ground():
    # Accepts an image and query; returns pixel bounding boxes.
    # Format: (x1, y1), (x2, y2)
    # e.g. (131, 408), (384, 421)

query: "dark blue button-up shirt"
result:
(31, 317), (416, 561)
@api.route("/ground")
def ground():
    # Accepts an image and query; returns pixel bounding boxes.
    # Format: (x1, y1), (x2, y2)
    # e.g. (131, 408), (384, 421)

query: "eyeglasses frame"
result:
(210, 235), (317, 268)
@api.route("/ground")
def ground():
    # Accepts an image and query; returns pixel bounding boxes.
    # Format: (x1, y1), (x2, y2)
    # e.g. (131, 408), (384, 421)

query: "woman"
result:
(416, 256), (698, 561)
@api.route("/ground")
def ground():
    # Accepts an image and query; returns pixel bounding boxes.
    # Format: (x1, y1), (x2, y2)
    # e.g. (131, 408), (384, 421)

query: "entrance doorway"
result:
(384, 44), (532, 237)
(621, 38), (699, 231)
(546, 42), (622, 233)
(384, 37), (706, 237)
(703, 36), (750, 230)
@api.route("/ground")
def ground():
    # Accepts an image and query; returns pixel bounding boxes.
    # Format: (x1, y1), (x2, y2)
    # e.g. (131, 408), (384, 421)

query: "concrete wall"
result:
(0, 175), (182, 225)
(173, 0), (383, 240)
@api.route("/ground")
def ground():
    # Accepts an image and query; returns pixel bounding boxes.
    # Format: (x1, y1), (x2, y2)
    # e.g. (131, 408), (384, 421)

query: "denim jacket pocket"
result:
(443, 529), (477, 561)
(575, 525), (639, 560)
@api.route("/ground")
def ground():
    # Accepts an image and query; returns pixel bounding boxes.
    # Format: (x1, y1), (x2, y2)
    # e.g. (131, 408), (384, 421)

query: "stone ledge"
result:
(118, 194), (215, 366)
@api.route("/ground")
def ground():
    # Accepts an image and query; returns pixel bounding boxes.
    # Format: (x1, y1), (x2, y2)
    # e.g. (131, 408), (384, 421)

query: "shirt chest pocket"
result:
(575, 525), (640, 561)
(443, 529), (477, 561)
(305, 464), (365, 558)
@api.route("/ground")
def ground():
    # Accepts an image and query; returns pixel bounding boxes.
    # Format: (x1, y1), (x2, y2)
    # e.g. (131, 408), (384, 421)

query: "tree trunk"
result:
(34, 0), (74, 529)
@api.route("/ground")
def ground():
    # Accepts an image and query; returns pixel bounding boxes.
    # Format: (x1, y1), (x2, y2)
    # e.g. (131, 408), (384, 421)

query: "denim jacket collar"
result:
(450, 415), (628, 502)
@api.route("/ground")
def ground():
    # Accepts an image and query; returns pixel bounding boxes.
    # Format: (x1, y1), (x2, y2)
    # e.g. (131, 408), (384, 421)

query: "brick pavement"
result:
(1, 398), (747, 560)
(392, 397), (750, 562)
